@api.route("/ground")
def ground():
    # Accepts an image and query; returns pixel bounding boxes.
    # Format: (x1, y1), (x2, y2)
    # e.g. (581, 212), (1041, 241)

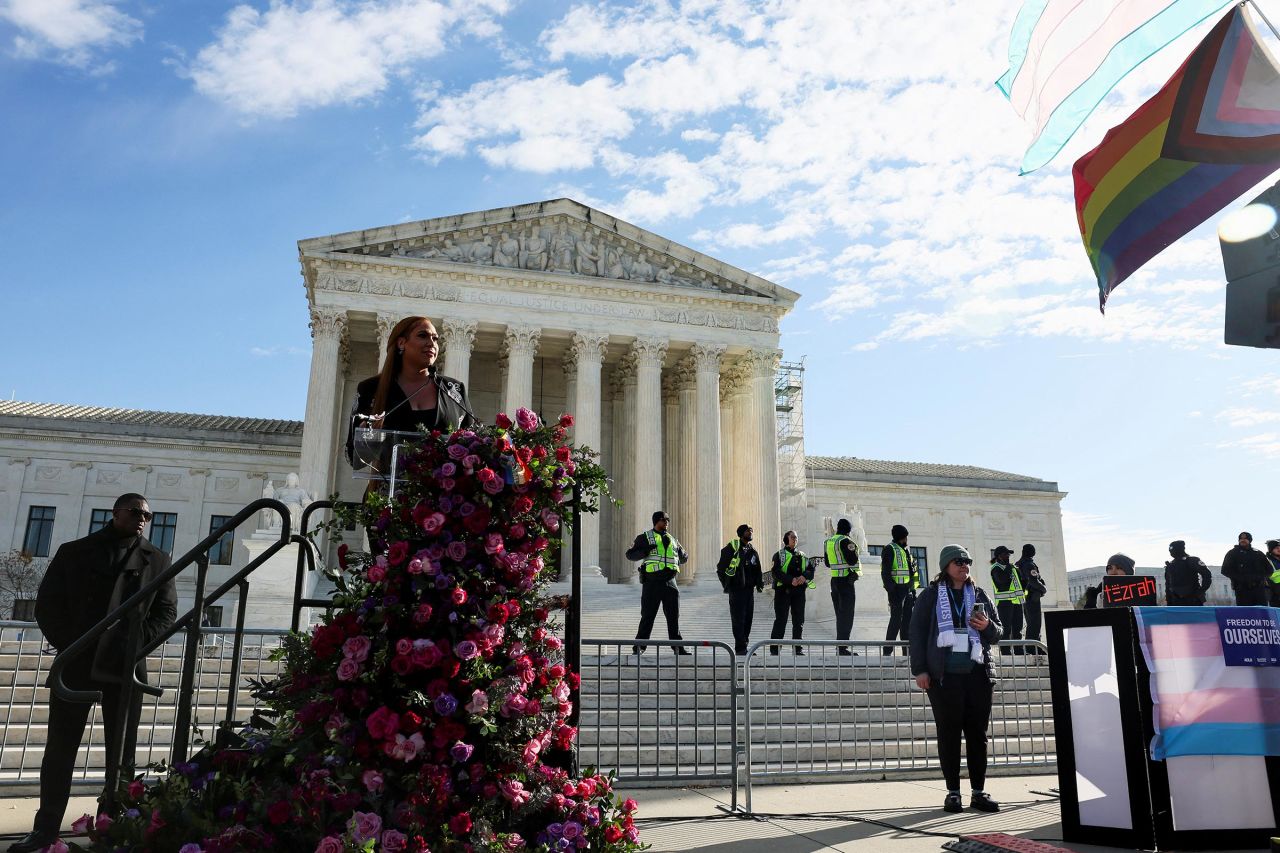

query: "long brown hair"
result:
(371, 316), (434, 423)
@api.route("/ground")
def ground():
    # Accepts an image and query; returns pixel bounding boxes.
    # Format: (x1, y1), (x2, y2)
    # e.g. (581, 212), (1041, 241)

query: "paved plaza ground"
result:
(0, 774), (1259, 852)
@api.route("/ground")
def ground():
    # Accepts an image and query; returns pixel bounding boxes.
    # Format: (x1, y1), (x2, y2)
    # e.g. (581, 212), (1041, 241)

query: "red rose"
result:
(449, 813), (472, 834)
(495, 413), (512, 429)
(604, 825), (623, 843)
(337, 543), (350, 568)
(558, 414), (574, 428)
(516, 447), (533, 463)
(555, 446), (571, 462)
(387, 541), (409, 566)
(266, 800), (291, 825)
(512, 496), (534, 515)
(390, 654), (413, 675)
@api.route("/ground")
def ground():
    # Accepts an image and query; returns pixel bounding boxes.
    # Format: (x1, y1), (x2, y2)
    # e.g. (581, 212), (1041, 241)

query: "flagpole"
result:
(1248, 0), (1280, 42)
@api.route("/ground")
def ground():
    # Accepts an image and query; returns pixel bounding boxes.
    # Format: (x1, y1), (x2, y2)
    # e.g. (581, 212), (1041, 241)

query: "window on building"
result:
(11, 599), (36, 621)
(149, 512), (178, 554)
(202, 606), (224, 628)
(867, 545), (883, 557)
(22, 506), (55, 557)
(911, 546), (928, 574)
(208, 515), (234, 565)
(89, 508), (112, 534)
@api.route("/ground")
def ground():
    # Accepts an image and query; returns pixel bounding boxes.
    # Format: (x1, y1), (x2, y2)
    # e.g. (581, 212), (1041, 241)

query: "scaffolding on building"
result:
(775, 360), (808, 531)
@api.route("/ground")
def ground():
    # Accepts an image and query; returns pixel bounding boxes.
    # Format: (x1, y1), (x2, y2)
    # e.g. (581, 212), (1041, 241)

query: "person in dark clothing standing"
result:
(12, 493), (178, 853)
(717, 524), (764, 656)
(628, 510), (690, 655)
(1165, 540), (1212, 606)
(909, 544), (1003, 814)
(1221, 532), (1270, 606)
(881, 524), (921, 656)
(1083, 554), (1136, 609)
(770, 531), (814, 655)
(1015, 544), (1048, 652)
(1264, 539), (1280, 606)
(989, 546), (1023, 655)
(824, 518), (862, 656)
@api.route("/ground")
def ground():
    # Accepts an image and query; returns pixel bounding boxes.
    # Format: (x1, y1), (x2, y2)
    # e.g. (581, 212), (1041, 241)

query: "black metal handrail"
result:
(46, 497), (294, 809)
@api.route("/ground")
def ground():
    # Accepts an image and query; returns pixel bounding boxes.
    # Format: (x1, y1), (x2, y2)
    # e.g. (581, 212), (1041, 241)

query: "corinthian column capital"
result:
(441, 319), (478, 351)
(630, 336), (668, 367)
(502, 324), (541, 358)
(745, 348), (781, 378)
(690, 342), (726, 374)
(309, 307), (347, 340)
(571, 331), (610, 364)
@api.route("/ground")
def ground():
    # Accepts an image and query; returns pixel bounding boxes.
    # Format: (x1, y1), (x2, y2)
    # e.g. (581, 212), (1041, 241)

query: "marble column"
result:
(747, 349), (782, 557)
(661, 378), (680, 555)
(571, 333), (609, 571)
(719, 371), (737, 544)
(501, 325), (540, 414)
(441, 319), (477, 387)
(298, 307), (347, 504)
(375, 313), (397, 372)
(630, 337), (668, 539)
(674, 358), (700, 583)
(559, 348), (579, 574)
(691, 343), (724, 583)
(609, 355), (637, 583)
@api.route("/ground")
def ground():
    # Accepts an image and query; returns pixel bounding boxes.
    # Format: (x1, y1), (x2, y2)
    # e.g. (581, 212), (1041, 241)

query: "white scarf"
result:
(936, 582), (984, 665)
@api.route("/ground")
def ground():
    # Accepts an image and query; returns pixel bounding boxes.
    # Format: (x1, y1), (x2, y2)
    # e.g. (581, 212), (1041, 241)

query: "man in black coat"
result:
(12, 493), (178, 853)
(628, 510), (690, 655)
(1165, 540), (1212, 606)
(1015, 544), (1049, 652)
(717, 524), (763, 656)
(770, 531), (814, 655)
(1221, 531), (1270, 606)
(880, 524), (918, 656)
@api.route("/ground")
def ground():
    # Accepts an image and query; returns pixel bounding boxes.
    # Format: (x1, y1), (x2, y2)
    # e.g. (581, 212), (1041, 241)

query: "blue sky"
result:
(2, 0), (1278, 570)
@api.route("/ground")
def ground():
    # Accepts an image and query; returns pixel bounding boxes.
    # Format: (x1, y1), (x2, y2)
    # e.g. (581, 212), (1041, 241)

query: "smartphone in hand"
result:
(972, 602), (986, 618)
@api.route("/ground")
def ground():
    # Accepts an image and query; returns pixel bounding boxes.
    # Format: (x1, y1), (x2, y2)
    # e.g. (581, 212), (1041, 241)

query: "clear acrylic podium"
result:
(349, 427), (423, 498)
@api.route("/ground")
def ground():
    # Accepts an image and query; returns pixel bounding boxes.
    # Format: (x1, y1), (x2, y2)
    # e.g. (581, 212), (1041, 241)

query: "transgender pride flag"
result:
(1135, 607), (1280, 760)
(998, 0), (1233, 173)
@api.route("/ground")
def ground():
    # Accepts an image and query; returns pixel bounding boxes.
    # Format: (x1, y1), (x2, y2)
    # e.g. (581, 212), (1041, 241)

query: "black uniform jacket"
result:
(36, 526), (177, 686)
(771, 547), (813, 589)
(1165, 555), (1212, 598)
(625, 530), (688, 585)
(1222, 545), (1270, 591)
(716, 541), (763, 591)
(345, 371), (475, 466)
(1015, 556), (1048, 598)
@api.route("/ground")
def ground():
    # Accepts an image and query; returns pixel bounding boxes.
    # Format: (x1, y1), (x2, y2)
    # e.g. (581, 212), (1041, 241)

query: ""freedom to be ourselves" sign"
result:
(1215, 607), (1280, 666)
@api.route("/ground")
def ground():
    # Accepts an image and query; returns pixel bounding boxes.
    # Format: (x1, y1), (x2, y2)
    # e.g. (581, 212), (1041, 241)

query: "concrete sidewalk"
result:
(618, 774), (1261, 853)
(0, 777), (1263, 852)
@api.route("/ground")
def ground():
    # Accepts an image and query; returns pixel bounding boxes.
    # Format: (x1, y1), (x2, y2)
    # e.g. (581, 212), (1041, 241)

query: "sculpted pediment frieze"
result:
(330, 213), (770, 299)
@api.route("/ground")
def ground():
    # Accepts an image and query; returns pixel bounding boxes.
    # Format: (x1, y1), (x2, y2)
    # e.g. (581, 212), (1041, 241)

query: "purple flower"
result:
(562, 821), (582, 839)
(458, 501), (476, 516)
(446, 541), (467, 561)
(447, 444), (468, 460)
(441, 462), (457, 477)
(348, 811), (382, 843)
(435, 693), (458, 716)
(382, 829), (408, 851)
(455, 640), (479, 660)
(314, 838), (343, 853)
(179, 845), (204, 853)
(450, 741), (474, 762)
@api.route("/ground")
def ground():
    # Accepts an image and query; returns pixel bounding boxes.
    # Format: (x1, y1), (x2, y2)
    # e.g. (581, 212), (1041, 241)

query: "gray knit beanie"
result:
(938, 544), (971, 571)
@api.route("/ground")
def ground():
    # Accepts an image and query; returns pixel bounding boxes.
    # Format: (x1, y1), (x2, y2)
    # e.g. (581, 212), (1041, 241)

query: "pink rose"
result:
(482, 623), (504, 644)
(407, 558), (424, 574)
(95, 814), (113, 832)
(421, 512), (446, 534)
(47, 842), (69, 853)
(342, 636), (371, 663)
(499, 778), (531, 806)
(127, 779), (145, 799)
(465, 689), (489, 714)
(522, 738), (542, 765)
(540, 509), (561, 532)
(451, 587), (468, 605)
(382, 830), (408, 851)
(348, 811), (382, 843)
(314, 838), (343, 853)
(441, 462), (457, 477)
(395, 637), (412, 655)
(387, 731), (425, 761)
(362, 769), (384, 793)
(485, 533), (505, 555)
(367, 562), (386, 583)
(483, 477), (504, 495)
(71, 815), (93, 834)
(464, 454), (481, 470)
(515, 407), (540, 431)
(336, 658), (360, 681)
(447, 443), (468, 459)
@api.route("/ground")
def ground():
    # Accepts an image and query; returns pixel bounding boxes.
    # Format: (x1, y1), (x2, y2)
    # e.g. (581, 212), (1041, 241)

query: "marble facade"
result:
(299, 199), (798, 582)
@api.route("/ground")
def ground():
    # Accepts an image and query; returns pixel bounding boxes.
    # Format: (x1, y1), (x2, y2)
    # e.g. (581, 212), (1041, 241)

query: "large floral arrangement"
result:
(72, 408), (642, 852)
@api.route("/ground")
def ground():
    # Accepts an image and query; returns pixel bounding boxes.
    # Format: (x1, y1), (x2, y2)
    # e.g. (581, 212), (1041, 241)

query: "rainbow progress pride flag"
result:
(1134, 606), (1280, 760)
(1074, 6), (1280, 311)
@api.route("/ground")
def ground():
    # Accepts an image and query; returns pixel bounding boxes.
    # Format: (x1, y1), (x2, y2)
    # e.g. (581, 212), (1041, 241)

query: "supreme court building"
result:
(0, 200), (1071, 627)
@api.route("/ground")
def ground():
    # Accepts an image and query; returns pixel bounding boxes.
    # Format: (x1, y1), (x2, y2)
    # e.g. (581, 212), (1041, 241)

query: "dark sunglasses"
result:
(951, 558), (973, 566)
(121, 507), (154, 522)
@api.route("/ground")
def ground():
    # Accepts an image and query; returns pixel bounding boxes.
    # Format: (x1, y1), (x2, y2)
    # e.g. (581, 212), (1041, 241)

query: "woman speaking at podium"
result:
(345, 316), (475, 469)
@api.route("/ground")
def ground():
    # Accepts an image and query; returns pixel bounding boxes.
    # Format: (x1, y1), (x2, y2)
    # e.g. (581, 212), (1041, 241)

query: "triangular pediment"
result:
(297, 199), (795, 303)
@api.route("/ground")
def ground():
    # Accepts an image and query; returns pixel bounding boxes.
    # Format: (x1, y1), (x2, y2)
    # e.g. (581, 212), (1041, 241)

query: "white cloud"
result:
(1, 0), (140, 68)
(1217, 431), (1280, 459)
(1060, 509), (1216, 572)
(187, 0), (510, 118)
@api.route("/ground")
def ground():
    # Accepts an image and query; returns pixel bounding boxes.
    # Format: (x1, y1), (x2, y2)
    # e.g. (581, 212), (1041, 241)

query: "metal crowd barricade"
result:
(0, 621), (288, 788)
(740, 638), (1054, 812)
(579, 639), (740, 811)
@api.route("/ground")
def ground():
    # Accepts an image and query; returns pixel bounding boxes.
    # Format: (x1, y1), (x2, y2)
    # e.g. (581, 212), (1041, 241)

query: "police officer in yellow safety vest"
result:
(627, 510), (690, 655)
(717, 524), (764, 656)
(825, 519), (862, 656)
(770, 531), (814, 656)
(989, 545), (1024, 656)
(1265, 539), (1280, 607)
(880, 524), (921, 656)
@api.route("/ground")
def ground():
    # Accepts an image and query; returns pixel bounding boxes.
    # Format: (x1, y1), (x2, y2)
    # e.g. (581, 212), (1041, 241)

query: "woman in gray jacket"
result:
(909, 544), (1002, 814)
